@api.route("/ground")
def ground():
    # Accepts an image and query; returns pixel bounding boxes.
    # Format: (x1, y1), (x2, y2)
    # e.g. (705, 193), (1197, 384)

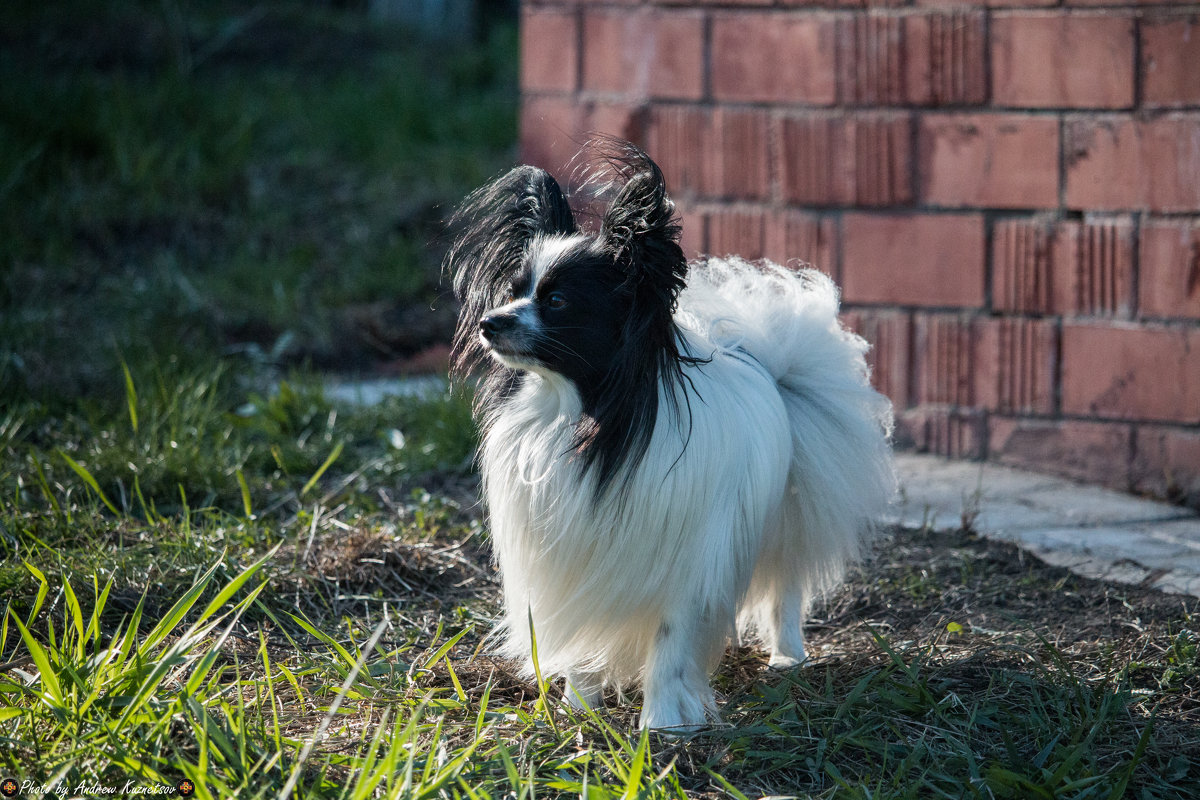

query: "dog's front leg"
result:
(563, 669), (603, 710)
(639, 615), (716, 732)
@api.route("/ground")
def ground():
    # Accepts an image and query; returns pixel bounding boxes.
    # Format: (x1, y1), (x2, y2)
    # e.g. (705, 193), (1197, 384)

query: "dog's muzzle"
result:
(479, 311), (518, 340)
(478, 308), (535, 362)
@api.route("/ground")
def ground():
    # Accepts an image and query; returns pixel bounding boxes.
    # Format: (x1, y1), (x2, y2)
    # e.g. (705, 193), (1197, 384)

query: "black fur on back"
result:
(444, 139), (700, 495)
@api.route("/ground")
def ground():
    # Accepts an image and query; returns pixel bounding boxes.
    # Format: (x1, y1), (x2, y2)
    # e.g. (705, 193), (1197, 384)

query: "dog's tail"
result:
(679, 258), (896, 613)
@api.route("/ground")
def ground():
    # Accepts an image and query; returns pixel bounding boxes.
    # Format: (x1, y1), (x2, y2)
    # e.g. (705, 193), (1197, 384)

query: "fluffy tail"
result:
(679, 258), (896, 622)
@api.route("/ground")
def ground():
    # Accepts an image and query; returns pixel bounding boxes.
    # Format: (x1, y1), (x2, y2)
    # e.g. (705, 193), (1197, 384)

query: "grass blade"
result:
(527, 608), (558, 734)
(421, 625), (472, 671)
(22, 560), (49, 629)
(58, 450), (119, 514)
(235, 468), (253, 519)
(122, 361), (139, 434)
(300, 441), (343, 498)
(10, 611), (64, 708)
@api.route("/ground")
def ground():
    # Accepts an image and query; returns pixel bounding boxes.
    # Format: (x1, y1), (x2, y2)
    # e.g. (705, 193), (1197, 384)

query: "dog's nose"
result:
(479, 313), (512, 339)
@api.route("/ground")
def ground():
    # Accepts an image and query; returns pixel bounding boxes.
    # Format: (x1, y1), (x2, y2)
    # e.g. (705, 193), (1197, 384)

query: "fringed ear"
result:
(595, 139), (688, 309)
(444, 165), (577, 379)
(568, 139), (698, 495)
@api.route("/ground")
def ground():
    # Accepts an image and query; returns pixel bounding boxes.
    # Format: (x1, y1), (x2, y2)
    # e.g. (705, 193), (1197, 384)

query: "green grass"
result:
(1, 0), (516, 403)
(1, 368), (1197, 798)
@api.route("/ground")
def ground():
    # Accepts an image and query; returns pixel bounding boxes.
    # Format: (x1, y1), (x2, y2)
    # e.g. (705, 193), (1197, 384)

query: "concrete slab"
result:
(324, 376), (449, 405)
(894, 453), (1200, 598)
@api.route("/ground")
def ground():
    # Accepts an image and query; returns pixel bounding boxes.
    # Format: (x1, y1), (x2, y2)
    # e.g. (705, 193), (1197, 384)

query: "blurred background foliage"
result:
(0, 0), (518, 406)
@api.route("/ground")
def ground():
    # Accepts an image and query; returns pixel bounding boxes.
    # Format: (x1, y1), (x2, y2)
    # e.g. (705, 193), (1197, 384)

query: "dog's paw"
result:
(563, 670), (603, 711)
(564, 684), (602, 711)
(639, 711), (707, 734)
(639, 688), (715, 733)
(767, 647), (809, 671)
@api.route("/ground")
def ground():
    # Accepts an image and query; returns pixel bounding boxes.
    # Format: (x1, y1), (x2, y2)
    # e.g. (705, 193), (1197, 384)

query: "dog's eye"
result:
(545, 291), (567, 310)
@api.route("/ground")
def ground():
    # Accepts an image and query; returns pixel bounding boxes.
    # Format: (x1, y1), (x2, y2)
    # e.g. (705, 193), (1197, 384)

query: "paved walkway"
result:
(892, 454), (1200, 598)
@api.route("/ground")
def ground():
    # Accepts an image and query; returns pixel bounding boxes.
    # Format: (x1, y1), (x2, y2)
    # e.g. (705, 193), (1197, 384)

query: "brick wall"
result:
(518, 0), (1200, 507)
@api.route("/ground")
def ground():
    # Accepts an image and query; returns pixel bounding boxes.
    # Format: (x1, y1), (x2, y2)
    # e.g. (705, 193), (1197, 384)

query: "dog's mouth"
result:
(479, 330), (527, 356)
(479, 330), (540, 369)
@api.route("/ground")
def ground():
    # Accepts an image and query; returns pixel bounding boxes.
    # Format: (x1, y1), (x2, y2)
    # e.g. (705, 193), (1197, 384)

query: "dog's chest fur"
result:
(477, 357), (791, 679)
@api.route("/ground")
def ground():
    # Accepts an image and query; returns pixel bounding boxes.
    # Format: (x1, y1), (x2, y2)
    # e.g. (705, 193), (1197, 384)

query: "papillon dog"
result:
(445, 139), (895, 731)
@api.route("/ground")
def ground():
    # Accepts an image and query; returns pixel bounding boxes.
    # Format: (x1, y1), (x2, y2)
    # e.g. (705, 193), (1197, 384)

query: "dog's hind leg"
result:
(764, 585), (809, 669)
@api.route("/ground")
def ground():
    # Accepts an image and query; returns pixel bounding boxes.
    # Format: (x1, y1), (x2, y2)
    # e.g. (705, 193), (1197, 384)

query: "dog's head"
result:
(444, 139), (693, 487)
(446, 139), (687, 386)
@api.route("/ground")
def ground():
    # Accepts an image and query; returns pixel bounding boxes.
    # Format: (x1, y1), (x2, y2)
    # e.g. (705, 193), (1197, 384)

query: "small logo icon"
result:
(0, 778), (18, 798)
(177, 779), (195, 797)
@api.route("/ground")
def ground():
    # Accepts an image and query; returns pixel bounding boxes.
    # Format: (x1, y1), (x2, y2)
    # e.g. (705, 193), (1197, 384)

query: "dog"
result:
(445, 139), (895, 730)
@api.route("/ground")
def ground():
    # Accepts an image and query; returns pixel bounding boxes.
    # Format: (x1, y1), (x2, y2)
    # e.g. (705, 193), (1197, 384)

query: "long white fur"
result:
(480, 255), (895, 729)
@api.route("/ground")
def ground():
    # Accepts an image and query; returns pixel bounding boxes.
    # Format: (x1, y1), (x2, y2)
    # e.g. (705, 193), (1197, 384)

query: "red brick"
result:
(656, 0), (768, 5)
(642, 11), (705, 100)
(521, 7), (578, 93)
(917, 0), (1054, 7)
(1065, 115), (1200, 212)
(992, 13), (1135, 109)
(712, 12), (837, 105)
(677, 203), (706, 260)
(1066, 0), (1184, 8)
(586, 103), (648, 149)
(914, 313), (975, 406)
(645, 105), (710, 199)
(1052, 217), (1135, 318)
(1142, 16), (1200, 108)
(974, 317), (1058, 415)
(522, 99), (653, 177)
(1140, 219), (1200, 321)
(784, 0), (905, 7)
(704, 209), (840, 269)
(843, 310), (913, 407)
(706, 208), (766, 259)
(896, 408), (986, 459)
(521, 96), (586, 175)
(992, 216), (1135, 317)
(919, 114), (1059, 209)
(646, 107), (770, 200)
(842, 213), (986, 306)
(837, 13), (904, 105)
(710, 109), (771, 200)
(582, 9), (704, 100)
(989, 418), (1133, 489)
(780, 115), (852, 206)
(903, 11), (987, 106)
(993, 217), (1055, 314)
(779, 113), (911, 207)
(1133, 425), (1200, 507)
(762, 210), (837, 274)
(1061, 324), (1200, 423)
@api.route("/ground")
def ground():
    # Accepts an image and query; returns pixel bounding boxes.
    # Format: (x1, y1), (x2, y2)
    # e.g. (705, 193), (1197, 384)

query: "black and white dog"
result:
(445, 140), (894, 730)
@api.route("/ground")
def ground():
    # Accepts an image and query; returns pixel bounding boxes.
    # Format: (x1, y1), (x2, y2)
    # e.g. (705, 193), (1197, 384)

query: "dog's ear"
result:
(446, 164), (576, 294)
(565, 140), (694, 494)
(445, 165), (576, 377)
(597, 141), (687, 308)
